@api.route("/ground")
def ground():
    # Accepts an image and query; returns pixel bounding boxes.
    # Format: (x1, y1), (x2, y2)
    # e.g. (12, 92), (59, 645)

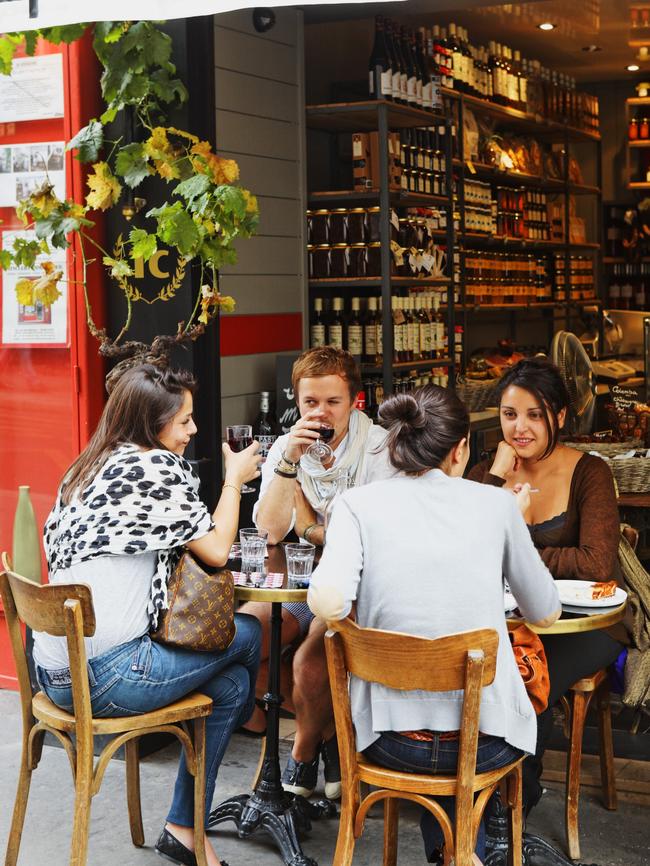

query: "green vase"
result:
(12, 486), (42, 584)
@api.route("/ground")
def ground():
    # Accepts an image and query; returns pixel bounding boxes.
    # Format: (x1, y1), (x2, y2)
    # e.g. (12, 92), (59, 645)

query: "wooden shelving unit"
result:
(626, 97), (650, 188)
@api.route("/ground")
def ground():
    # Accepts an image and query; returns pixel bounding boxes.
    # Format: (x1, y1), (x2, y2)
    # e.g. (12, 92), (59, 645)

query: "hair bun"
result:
(378, 393), (426, 433)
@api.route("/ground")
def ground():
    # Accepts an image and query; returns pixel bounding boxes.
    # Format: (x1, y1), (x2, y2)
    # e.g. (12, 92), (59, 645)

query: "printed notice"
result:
(0, 54), (64, 123)
(0, 140), (65, 208)
(1, 229), (68, 347)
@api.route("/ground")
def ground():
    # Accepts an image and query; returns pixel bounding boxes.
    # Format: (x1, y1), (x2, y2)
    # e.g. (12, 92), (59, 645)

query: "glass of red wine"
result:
(303, 422), (335, 467)
(226, 424), (256, 493)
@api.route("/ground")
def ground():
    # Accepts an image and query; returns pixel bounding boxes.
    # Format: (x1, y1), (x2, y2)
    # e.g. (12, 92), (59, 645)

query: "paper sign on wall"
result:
(0, 55), (64, 123)
(1, 229), (68, 347)
(0, 140), (66, 208)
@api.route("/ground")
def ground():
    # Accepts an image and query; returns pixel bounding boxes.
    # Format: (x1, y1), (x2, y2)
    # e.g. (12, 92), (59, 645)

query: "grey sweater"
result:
(308, 469), (559, 754)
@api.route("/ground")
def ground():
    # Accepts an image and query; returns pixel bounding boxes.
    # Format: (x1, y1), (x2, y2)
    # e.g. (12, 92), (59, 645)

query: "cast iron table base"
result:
(207, 600), (336, 865)
(485, 791), (598, 866)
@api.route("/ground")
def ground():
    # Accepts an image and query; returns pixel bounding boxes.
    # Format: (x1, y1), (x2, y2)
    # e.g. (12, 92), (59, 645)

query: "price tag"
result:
(390, 209), (400, 232)
(466, 160), (476, 175)
(390, 239), (405, 267)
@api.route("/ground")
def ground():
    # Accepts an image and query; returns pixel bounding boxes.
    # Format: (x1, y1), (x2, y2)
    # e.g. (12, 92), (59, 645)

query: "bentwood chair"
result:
(325, 618), (524, 866)
(0, 567), (213, 866)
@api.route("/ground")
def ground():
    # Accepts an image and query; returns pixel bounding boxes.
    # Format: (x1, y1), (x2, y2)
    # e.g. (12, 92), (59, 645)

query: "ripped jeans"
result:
(36, 612), (261, 828)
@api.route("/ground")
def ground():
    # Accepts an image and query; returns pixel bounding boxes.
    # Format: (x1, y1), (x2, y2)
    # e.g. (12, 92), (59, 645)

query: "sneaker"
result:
(321, 735), (341, 800)
(281, 752), (319, 798)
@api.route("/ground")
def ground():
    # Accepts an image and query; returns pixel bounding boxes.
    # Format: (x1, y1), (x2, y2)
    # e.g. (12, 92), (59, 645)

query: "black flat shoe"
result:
(234, 724), (266, 739)
(155, 828), (231, 866)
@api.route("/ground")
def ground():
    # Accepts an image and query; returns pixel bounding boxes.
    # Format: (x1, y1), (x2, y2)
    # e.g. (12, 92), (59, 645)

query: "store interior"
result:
(295, 0), (650, 444)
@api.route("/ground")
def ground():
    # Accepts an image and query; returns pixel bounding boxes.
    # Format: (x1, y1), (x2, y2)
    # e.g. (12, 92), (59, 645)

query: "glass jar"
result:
(368, 207), (381, 243)
(329, 208), (349, 244)
(311, 210), (330, 245)
(312, 245), (331, 279)
(367, 242), (382, 276)
(349, 243), (368, 278)
(330, 243), (350, 278)
(306, 244), (314, 278)
(641, 117), (650, 140)
(629, 117), (639, 139)
(305, 210), (313, 244)
(348, 208), (368, 244)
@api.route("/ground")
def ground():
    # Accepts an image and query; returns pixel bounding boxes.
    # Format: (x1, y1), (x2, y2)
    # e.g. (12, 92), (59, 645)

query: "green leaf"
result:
(24, 32), (38, 56)
(100, 104), (120, 125)
(66, 120), (104, 163)
(0, 35), (23, 75)
(128, 228), (157, 262)
(215, 185), (247, 220)
(174, 174), (211, 203)
(0, 249), (12, 269)
(155, 207), (201, 257)
(12, 238), (43, 268)
(102, 255), (133, 278)
(141, 27), (172, 67)
(115, 143), (150, 188)
(41, 25), (87, 46)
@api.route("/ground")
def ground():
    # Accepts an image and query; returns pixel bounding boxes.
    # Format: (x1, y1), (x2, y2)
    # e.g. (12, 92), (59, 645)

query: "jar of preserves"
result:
(311, 210), (330, 245)
(305, 210), (313, 244)
(367, 242), (382, 276)
(312, 245), (331, 279)
(349, 243), (368, 278)
(348, 208), (368, 244)
(329, 208), (349, 244)
(368, 207), (381, 243)
(330, 243), (350, 278)
(306, 244), (314, 278)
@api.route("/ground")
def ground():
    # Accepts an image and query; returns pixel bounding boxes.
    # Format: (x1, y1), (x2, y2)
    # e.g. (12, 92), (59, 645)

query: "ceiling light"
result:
(628, 64), (641, 71)
(538, 22), (556, 31)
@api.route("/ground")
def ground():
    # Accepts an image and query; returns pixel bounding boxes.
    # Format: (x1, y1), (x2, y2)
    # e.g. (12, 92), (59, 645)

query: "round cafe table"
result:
(207, 545), (334, 866)
(486, 599), (627, 866)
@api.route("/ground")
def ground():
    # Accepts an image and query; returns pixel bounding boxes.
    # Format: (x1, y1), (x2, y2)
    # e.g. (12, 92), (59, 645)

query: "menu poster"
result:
(0, 54), (64, 123)
(1, 229), (68, 347)
(0, 141), (65, 208)
(611, 383), (645, 410)
(275, 353), (300, 434)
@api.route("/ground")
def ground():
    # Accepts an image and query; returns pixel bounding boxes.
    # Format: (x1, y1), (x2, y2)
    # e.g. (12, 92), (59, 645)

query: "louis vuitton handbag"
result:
(151, 550), (236, 652)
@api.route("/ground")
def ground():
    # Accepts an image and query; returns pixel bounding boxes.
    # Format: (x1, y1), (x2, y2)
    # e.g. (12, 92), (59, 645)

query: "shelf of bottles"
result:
(626, 98), (650, 189)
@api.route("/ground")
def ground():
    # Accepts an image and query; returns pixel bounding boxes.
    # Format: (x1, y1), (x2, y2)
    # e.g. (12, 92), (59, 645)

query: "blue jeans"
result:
(363, 732), (523, 862)
(36, 612), (261, 828)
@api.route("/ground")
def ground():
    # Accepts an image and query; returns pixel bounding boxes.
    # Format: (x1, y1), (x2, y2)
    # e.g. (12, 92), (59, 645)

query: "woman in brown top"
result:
(468, 356), (624, 813)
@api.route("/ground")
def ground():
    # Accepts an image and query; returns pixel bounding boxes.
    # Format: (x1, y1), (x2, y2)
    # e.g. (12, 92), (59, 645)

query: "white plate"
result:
(555, 580), (627, 608)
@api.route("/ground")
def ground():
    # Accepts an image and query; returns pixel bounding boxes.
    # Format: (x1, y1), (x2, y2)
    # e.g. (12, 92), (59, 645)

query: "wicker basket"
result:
(567, 441), (650, 493)
(455, 376), (499, 413)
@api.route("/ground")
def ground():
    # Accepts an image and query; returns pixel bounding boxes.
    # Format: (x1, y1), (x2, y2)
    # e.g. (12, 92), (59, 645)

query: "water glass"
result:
(285, 542), (316, 589)
(240, 527), (268, 576)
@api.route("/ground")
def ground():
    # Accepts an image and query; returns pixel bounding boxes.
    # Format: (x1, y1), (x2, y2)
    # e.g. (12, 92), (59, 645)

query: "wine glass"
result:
(303, 422), (335, 468)
(226, 424), (256, 494)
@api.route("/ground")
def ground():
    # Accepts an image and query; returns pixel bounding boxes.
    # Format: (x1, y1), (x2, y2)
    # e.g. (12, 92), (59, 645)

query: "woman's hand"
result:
(222, 440), (262, 486)
(283, 410), (328, 463)
(512, 482), (531, 516)
(490, 440), (520, 479)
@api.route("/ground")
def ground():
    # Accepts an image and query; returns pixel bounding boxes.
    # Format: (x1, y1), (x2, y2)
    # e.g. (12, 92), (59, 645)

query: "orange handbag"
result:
(509, 624), (551, 714)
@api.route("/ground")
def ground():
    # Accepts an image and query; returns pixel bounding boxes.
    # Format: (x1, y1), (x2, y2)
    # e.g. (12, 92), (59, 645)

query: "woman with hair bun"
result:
(308, 385), (560, 863)
(468, 356), (624, 814)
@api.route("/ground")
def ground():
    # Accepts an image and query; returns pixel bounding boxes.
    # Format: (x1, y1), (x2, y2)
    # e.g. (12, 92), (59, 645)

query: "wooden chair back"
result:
(325, 617), (500, 812)
(0, 568), (96, 739)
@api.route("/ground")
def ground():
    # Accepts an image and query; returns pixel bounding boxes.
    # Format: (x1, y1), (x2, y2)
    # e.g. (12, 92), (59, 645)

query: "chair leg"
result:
(125, 739), (145, 847)
(596, 682), (618, 812)
(506, 766), (523, 866)
(5, 740), (34, 866)
(332, 789), (358, 866)
(565, 689), (591, 862)
(69, 752), (93, 866)
(193, 718), (208, 866)
(383, 797), (399, 866)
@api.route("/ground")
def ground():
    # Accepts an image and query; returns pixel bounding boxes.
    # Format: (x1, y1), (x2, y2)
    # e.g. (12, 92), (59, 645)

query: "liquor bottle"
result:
(446, 23), (464, 93)
(414, 29), (427, 109)
(488, 41), (504, 106)
(328, 297), (344, 349)
(376, 296), (384, 364)
(432, 25), (452, 91)
(417, 294), (432, 359)
(364, 296), (379, 363)
(459, 27), (475, 97)
(386, 19), (404, 103)
(433, 294), (446, 359)
(391, 295), (405, 362)
(391, 21), (408, 104)
(310, 297), (326, 348)
(368, 16), (393, 101)
(401, 26), (418, 107)
(254, 391), (280, 461)
(12, 486), (42, 584)
(347, 296), (363, 362)
(513, 50), (526, 112)
(407, 296), (421, 359)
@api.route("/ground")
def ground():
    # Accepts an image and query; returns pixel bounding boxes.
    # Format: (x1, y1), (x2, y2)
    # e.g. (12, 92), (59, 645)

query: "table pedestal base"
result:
(485, 793), (598, 866)
(208, 789), (336, 866)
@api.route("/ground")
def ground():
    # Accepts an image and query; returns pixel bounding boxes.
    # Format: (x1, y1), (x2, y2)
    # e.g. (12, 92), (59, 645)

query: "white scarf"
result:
(298, 409), (374, 515)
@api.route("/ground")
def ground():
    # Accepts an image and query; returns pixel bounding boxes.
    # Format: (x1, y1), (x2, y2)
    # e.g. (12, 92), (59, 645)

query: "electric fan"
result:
(550, 330), (596, 435)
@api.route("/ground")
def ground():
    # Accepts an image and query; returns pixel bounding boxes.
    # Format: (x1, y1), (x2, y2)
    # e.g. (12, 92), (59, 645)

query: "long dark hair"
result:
(378, 385), (470, 474)
(61, 364), (196, 504)
(494, 357), (570, 459)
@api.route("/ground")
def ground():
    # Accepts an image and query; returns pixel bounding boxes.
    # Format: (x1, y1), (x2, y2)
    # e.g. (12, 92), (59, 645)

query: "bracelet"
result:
(274, 466), (298, 479)
(278, 458), (299, 473)
(281, 451), (299, 468)
(222, 482), (242, 496)
(303, 523), (319, 543)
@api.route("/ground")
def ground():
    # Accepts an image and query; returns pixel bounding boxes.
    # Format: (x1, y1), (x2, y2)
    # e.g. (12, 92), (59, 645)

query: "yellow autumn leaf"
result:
(197, 307), (210, 325)
(66, 202), (87, 220)
(190, 141), (239, 185)
(242, 190), (258, 215)
(217, 293), (236, 313)
(86, 162), (122, 211)
(15, 277), (34, 306)
(214, 157), (239, 185)
(167, 126), (199, 144)
(144, 127), (180, 180)
(30, 181), (60, 217)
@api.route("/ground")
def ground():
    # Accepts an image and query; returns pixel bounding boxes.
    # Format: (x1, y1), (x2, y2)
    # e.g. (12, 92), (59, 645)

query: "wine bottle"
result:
(364, 296), (379, 363)
(347, 296), (363, 362)
(386, 19), (405, 104)
(310, 297), (326, 348)
(368, 16), (393, 101)
(254, 391), (280, 462)
(401, 26), (417, 107)
(328, 297), (344, 349)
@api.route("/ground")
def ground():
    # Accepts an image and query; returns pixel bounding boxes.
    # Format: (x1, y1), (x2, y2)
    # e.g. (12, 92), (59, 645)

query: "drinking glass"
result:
(302, 422), (335, 467)
(323, 469), (352, 543)
(240, 527), (268, 580)
(226, 424), (255, 493)
(285, 542), (316, 589)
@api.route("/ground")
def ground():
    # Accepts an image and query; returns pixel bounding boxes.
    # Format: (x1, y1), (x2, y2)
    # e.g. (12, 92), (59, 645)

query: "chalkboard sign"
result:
(276, 353), (300, 434)
(611, 383), (645, 410)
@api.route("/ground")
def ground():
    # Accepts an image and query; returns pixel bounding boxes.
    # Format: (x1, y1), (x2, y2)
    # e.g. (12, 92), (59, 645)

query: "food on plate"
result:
(590, 580), (618, 600)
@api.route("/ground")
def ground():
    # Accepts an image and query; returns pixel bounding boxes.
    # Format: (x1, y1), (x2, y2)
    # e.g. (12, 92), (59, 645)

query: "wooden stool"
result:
(562, 669), (618, 861)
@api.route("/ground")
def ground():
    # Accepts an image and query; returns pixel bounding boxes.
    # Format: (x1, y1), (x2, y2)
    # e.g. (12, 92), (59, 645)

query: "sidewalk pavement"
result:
(0, 690), (647, 866)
